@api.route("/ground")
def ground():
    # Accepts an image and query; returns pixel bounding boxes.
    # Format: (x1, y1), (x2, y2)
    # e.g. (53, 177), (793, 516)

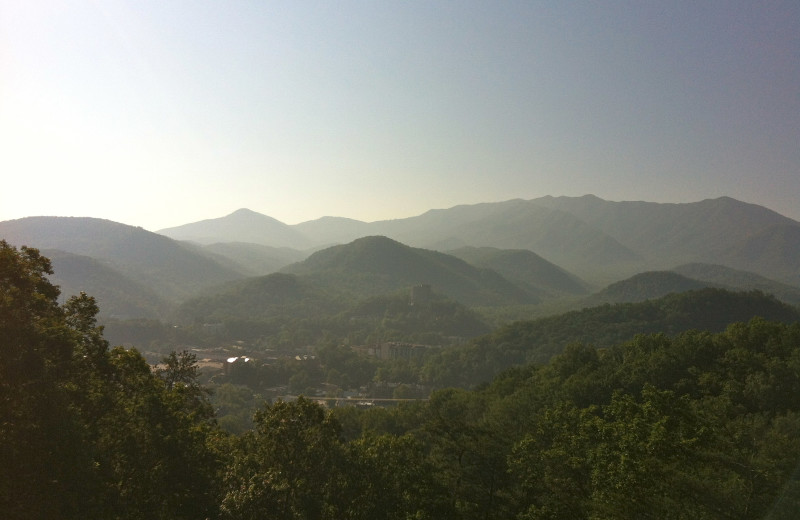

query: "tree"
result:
(220, 397), (344, 520)
(0, 241), (98, 519)
(0, 241), (223, 519)
(343, 433), (455, 519)
(508, 403), (599, 520)
(422, 388), (511, 519)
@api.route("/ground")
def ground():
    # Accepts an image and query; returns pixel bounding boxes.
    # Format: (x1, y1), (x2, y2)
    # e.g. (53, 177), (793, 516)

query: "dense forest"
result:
(4, 240), (800, 519)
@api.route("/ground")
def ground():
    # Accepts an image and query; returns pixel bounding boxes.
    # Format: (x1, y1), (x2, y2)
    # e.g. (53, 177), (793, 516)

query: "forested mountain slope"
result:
(584, 271), (711, 304)
(282, 235), (539, 306)
(177, 272), (345, 324)
(176, 273), (491, 346)
(583, 267), (800, 307)
(421, 288), (800, 388)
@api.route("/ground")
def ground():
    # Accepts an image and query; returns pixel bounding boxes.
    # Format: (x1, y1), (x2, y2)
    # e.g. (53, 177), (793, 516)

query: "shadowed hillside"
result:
(673, 263), (800, 305)
(0, 216), (243, 301)
(44, 249), (170, 319)
(722, 224), (800, 285)
(177, 272), (344, 323)
(585, 271), (711, 305)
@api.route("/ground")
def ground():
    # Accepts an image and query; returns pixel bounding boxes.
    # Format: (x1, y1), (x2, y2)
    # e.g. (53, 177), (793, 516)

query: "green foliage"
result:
(220, 397), (344, 520)
(0, 241), (222, 519)
(343, 433), (455, 519)
(212, 383), (259, 434)
(317, 343), (377, 389)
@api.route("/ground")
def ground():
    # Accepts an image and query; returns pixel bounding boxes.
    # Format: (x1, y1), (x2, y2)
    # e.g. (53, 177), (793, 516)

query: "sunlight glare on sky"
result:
(1, 1), (798, 230)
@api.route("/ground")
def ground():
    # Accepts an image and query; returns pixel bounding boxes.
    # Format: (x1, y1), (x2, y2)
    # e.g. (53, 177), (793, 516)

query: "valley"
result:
(4, 194), (799, 417)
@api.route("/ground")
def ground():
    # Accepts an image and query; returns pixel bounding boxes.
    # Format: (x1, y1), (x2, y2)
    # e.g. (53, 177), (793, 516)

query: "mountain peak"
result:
(158, 209), (310, 247)
(283, 236), (539, 306)
(225, 208), (283, 223)
(229, 208), (262, 217)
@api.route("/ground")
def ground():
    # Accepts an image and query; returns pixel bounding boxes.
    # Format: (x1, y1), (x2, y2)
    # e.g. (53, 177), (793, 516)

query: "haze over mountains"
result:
(0, 216), (243, 303)
(2, 195), (799, 320)
(159, 195), (800, 284)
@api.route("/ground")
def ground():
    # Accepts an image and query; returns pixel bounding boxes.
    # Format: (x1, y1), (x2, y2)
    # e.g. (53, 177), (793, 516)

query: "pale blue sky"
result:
(2, 1), (798, 230)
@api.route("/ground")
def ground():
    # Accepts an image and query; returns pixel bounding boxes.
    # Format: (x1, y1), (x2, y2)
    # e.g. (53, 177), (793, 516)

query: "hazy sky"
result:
(2, 1), (798, 230)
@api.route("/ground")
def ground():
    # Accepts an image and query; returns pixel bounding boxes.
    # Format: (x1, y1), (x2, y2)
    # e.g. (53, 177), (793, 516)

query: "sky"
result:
(1, 1), (798, 231)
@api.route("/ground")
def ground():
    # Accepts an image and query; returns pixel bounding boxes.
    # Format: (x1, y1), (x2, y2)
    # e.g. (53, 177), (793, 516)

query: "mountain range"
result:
(158, 195), (800, 285)
(2, 195), (799, 320)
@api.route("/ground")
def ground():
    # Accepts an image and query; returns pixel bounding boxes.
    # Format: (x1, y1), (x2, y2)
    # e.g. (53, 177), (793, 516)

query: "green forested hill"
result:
(176, 272), (348, 346)
(177, 273), (491, 347)
(282, 235), (538, 306)
(177, 272), (344, 321)
(581, 265), (800, 307)
(340, 292), (492, 343)
(421, 288), (800, 388)
(584, 270), (710, 304)
(397, 318), (800, 519)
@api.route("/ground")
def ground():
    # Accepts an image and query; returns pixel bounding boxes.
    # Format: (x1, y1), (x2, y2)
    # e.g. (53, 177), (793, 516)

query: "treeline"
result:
(4, 241), (800, 519)
(421, 288), (800, 388)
